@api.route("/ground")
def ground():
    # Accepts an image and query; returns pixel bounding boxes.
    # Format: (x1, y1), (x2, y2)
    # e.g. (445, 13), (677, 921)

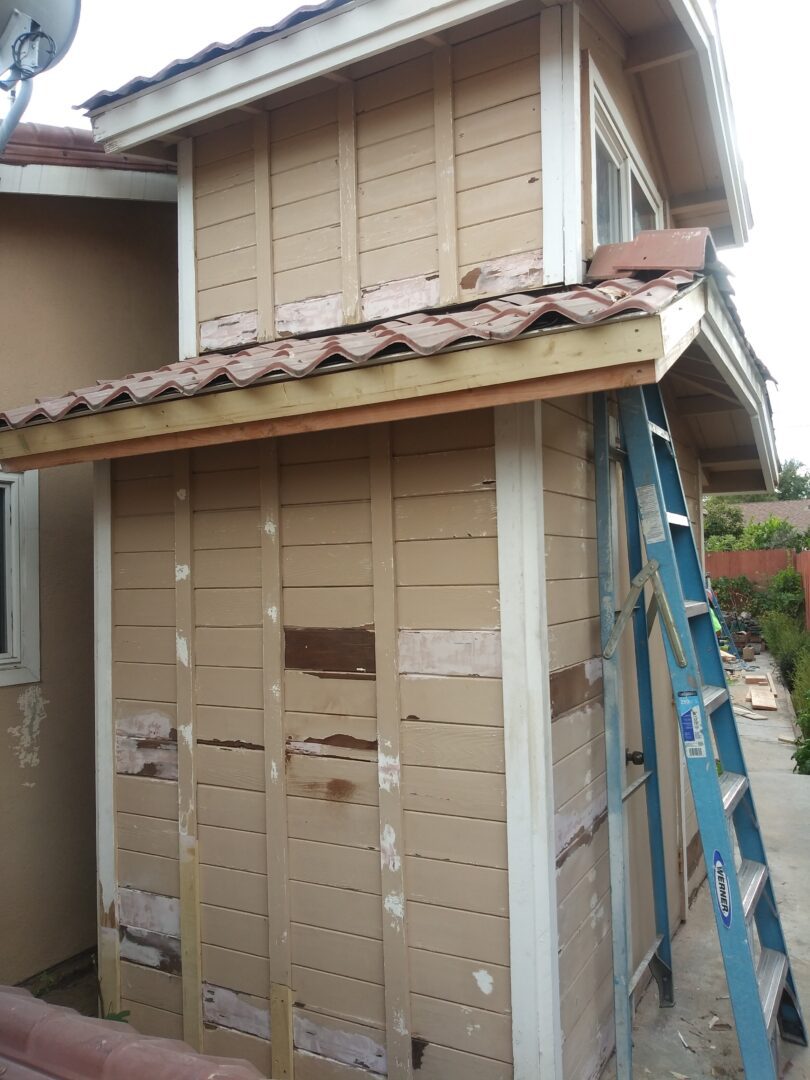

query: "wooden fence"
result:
(705, 548), (810, 629)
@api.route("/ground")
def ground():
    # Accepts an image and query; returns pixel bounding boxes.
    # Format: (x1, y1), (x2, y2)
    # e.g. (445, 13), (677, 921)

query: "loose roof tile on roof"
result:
(79, 0), (352, 113)
(0, 122), (175, 172)
(0, 271), (697, 432)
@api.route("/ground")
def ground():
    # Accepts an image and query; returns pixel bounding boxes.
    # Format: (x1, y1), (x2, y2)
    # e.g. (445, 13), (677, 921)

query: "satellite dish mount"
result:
(0, 0), (81, 152)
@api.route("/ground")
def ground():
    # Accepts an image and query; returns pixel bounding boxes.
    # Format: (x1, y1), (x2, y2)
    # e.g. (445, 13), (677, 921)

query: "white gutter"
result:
(88, 0), (530, 152)
(0, 162), (177, 201)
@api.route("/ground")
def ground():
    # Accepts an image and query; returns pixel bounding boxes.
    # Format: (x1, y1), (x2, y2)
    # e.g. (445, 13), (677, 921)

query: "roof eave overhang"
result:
(88, 0), (540, 153)
(0, 162), (177, 202)
(668, 0), (752, 245)
(0, 294), (708, 472)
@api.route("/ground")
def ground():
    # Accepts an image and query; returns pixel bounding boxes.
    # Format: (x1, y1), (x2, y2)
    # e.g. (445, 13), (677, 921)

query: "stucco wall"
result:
(0, 193), (177, 984)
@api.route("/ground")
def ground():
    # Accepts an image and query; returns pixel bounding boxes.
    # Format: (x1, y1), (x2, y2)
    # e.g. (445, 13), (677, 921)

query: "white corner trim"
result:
(94, 460), (120, 1008)
(90, 0), (526, 152)
(0, 469), (39, 687)
(540, 4), (583, 286)
(495, 402), (563, 1080)
(0, 163), (176, 202)
(177, 139), (198, 360)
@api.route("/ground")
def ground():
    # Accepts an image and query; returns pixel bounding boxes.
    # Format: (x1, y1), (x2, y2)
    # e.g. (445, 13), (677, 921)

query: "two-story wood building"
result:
(0, 3), (780, 1078)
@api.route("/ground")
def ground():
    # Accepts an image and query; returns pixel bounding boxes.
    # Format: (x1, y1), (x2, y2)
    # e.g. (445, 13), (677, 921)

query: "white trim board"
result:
(176, 139), (198, 360)
(0, 163), (176, 202)
(0, 469), (39, 687)
(495, 402), (563, 1080)
(90, 0), (538, 152)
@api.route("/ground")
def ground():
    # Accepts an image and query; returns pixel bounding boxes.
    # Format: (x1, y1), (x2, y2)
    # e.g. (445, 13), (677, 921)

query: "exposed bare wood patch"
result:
(293, 1010), (387, 1074)
(398, 629), (502, 677)
(116, 702), (177, 741)
(199, 310), (258, 352)
(119, 925), (181, 975)
(118, 887), (180, 937)
(116, 735), (178, 780)
(202, 982), (270, 1040)
(549, 657), (603, 719)
(459, 249), (543, 295)
(556, 804), (608, 871)
(287, 733), (378, 763)
(275, 292), (343, 337)
(284, 627), (376, 674)
(197, 738), (264, 751)
(360, 274), (440, 323)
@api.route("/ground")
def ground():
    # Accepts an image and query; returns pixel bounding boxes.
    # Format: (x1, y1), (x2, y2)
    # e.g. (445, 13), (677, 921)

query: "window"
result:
(0, 470), (40, 686)
(591, 67), (663, 249)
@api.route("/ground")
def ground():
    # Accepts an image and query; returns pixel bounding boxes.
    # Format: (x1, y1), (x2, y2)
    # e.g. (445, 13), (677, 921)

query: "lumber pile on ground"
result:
(744, 672), (778, 711)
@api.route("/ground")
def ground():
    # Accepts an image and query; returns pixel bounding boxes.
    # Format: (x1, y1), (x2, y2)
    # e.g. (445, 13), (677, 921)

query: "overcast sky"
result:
(5, 1), (808, 468)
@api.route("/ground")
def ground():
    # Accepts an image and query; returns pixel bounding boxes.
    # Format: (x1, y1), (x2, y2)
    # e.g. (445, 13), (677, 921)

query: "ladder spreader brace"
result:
(604, 557), (686, 669)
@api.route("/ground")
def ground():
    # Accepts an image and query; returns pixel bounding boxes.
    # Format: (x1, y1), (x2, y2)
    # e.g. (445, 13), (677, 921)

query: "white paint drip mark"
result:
(271, 681), (281, 701)
(394, 1010), (408, 1037)
(270, 760), (279, 783)
(264, 518), (277, 537)
(176, 632), (189, 668)
(267, 605), (278, 623)
(378, 751), (400, 792)
(384, 892), (405, 921)
(176, 488), (187, 501)
(175, 563), (190, 582)
(8, 686), (48, 770)
(472, 969), (494, 995)
(380, 824), (401, 872)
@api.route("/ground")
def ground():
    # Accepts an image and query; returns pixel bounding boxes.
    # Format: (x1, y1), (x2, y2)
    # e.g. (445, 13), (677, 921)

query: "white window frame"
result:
(589, 64), (664, 249)
(0, 469), (40, 686)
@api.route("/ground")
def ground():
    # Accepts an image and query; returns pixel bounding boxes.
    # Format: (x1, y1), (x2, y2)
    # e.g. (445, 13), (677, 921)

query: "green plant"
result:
(105, 1008), (131, 1023)
(791, 648), (810, 739)
(761, 612), (808, 689)
(704, 496), (744, 541)
(714, 575), (765, 619)
(764, 567), (806, 621)
(792, 738), (810, 775)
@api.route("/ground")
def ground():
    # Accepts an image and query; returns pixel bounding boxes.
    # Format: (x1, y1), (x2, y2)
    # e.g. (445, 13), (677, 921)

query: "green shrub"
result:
(764, 567), (805, 621)
(714, 575), (765, 619)
(791, 647), (810, 739)
(761, 612), (808, 689)
(792, 739), (810, 775)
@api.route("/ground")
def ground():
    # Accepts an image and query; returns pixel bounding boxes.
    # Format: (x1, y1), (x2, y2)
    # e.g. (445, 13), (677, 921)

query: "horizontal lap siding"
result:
(394, 409), (512, 1078)
(195, 120), (257, 331)
(280, 429), (387, 1057)
(540, 398), (612, 1080)
(356, 53), (439, 320)
(111, 456), (182, 1038)
(453, 16), (542, 298)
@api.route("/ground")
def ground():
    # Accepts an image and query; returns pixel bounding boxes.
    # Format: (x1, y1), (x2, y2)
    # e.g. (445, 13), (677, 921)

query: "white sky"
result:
(5, 1), (809, 467)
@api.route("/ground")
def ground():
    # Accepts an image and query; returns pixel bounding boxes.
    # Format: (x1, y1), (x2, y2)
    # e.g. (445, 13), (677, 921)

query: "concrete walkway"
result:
(610, 651), (810, 1078)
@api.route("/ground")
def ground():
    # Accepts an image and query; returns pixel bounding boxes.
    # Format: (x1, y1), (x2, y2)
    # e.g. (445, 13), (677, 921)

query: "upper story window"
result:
(0, 470), (40, 686)
(591, 67), (663, 249)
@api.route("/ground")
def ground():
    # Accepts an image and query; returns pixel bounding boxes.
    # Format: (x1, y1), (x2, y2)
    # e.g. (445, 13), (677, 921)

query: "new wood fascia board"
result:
(90, 0), (528, 152)
(0, 314), (665, 468)
(654, 279), (707, 377)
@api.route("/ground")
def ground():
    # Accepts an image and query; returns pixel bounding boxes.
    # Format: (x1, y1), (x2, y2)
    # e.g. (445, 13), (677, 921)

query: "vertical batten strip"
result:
(254, 113), (275, 342)
(338, 82), (360, 324)
(369, 426), (413, 1080)
(94, 460), (119, 1012)
(494, 403), (563, 1080)
(174, 451), (202, 1048)
(433, 45), (458, 304)
(261, 441), (294, 1078)
(177, 139), (198, 359)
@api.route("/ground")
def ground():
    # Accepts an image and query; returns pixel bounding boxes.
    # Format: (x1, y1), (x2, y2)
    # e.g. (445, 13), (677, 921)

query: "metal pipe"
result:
(0, 78), (33, 154)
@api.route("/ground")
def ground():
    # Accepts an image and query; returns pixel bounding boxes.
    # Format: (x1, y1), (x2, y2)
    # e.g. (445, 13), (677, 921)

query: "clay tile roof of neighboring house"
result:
(737, 500), (810, 529)
(0, 269), (699, 432)
(0, 985), (262, 1078)
(0, 122), (176, 173)
(79, 0), (352, 113)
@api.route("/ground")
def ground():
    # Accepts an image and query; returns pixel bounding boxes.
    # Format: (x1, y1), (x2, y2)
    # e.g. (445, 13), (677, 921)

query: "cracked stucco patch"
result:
(7, 685), (48, 771)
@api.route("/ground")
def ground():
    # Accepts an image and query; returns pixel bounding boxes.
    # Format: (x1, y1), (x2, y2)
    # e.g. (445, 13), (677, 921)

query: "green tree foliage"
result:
(703, 496), (743, 540)
(775, 458), (810, 501)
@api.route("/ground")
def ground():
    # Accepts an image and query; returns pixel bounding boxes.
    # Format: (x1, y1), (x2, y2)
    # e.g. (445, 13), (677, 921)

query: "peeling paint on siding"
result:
(293, 1012), (387, 1075)
(7, 685), (48, 770)
(202, 983), (271, 1040)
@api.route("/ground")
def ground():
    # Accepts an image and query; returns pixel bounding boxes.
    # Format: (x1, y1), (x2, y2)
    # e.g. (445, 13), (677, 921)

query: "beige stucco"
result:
(0, 193), (177, 984)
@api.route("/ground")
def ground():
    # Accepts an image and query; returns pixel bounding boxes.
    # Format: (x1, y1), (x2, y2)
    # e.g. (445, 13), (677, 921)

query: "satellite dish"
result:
(0, 0), (81, 151)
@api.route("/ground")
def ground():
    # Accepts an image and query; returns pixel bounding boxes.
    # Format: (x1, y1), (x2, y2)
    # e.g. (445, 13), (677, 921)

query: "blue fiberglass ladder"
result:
(594, 385), (807, 1079)
(707, 580), (742, 661)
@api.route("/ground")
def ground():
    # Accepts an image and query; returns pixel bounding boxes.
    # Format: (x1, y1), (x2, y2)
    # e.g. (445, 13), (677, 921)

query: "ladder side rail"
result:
(621, 475), (673, 1000)
(618, 388), (777, 1078)
(593, 393), (633, 1078)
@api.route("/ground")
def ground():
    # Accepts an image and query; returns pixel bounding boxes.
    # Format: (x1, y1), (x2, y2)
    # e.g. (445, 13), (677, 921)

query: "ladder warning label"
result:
(636, 484), (666, 544)
(678, 690), (706, 758)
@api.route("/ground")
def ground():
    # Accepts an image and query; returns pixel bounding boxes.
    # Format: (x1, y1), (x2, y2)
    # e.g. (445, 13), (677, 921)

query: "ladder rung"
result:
(757, 947), (789, 1035)
(719, 771), (749, 816)
(666, 512), (690, 527)
(685, 600), (709, 618)
(739, 858), (768, 922)
(702, 684), (729, 714)
(649, 421), (671, 442)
